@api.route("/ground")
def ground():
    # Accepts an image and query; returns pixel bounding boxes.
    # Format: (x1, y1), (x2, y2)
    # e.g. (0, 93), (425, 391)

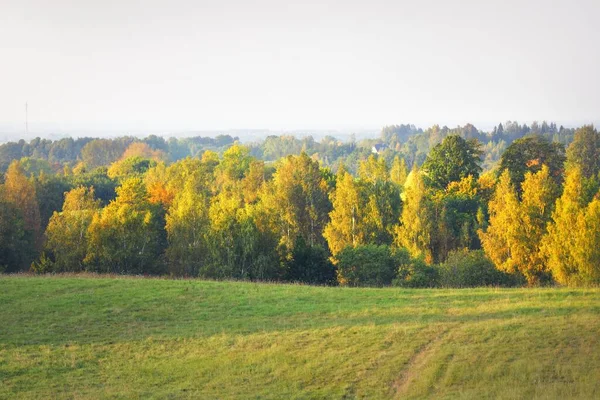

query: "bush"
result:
(30, 252), (55, 274)
(437, 249), (519, 287)
(285, 238), (337, 285)
(394, 254), (439, 288)
(335, 245), (399, 287)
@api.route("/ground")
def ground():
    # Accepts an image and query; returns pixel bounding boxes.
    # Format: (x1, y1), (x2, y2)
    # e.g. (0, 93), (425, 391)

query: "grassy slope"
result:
(0, 276), (599, 399)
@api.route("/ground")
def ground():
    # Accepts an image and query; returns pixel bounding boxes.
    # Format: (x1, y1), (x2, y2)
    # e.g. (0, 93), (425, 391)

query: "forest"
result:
(0, 122), (598, 287)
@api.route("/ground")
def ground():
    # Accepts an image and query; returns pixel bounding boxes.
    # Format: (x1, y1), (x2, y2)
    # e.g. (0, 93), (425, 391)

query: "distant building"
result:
(371, 143), (388, 154)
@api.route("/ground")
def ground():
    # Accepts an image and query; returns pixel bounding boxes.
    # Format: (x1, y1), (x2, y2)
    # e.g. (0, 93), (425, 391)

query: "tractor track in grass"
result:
(392, 327), (452, 398)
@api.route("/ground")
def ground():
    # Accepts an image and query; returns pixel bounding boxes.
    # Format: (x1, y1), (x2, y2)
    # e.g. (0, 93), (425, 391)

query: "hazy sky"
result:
(1, 0), (599, 132)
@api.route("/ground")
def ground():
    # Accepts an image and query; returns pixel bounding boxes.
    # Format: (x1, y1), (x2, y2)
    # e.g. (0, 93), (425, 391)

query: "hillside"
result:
(1, 276), (599, 399)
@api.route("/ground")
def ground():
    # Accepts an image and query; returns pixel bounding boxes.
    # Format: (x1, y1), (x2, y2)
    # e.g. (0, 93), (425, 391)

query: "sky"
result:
(0, 0), (599, 133)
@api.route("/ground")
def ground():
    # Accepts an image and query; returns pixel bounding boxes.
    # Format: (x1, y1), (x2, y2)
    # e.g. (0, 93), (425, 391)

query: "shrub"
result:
(394, 255), (439, 288)
(285, 238), (337, 285)
(437, 249), (519, 287)
(30, 252), (55, 274)
(335, 245), (399, 287)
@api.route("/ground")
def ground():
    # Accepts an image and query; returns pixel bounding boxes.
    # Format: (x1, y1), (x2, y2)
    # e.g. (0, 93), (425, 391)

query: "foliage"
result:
(437, 250), (518, 288)
(336, 245), (406, 287)
(389, 155), (408, 186)
(499, 135), (565, 192)
(542, 167), (600, 286)
(566, 125), (599, 179)
(1, 123), (599, 287)
(395, 165), (432, 262)
(44, 187), (101, 272)
(422, 135), (483, 189)
(0, 199), (32, 272)
(285, 237), (336, 285)
(323, 168), (362, 255)
(262, 153), (331, 253)
(480, 167), (557, 285)
(107, 156), (157, 181)
(393, 251), (438, 288)
(3, 160), (42, 251)
(85, 178), (167, 274)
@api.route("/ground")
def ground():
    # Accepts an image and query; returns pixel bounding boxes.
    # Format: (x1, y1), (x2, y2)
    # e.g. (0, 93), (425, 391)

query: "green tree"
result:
(335, 245), (402, 287)
(437, 250), (517, 288)
(499, 135), (565, 191)
(429, 179), (482, 263)
(81, 139), (129, 169)
(0, 199), (31, 272)
(566, 125), (599, 179)
(285, 237), (336, 285)
(421, 135), (483, 189)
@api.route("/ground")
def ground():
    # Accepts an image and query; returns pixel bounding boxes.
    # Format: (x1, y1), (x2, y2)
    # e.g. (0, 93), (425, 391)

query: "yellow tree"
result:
(3, 160), (42, 250)
(395, 165), (432, 262)
(478, 170), (520, 275)
(45, 187), (101, 271)
(572, 198), (600, 285)
(263, 153), (331, 253)
(390, 156), (408, 187)
(541, 167), (586, 285)
(358, 156), (401, 246)
(512, 165), (557, 284)
(85, 177), (166, 274)
(358, 155), (388, 183)
(165, 179), (210, 276)
(323, 168), (363, 256)
(121, 142), (166, 162)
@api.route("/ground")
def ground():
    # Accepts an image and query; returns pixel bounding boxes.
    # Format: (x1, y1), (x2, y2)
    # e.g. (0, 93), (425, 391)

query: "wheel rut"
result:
(391, 327), (452, 398)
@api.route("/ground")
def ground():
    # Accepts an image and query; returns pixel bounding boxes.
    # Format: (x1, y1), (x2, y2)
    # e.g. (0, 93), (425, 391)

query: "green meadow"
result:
(0, 275), (599, 399)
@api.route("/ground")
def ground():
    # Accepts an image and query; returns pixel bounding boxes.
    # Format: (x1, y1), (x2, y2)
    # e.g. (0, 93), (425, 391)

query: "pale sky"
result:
(0, 0), (599, 133)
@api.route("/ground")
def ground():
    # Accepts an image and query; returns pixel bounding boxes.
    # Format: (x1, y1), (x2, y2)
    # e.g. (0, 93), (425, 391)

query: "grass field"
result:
(0, 275), (599, 399)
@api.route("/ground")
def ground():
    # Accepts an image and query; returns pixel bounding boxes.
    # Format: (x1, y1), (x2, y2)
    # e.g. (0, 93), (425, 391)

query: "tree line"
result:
(0, 121), (576, 177)
(0, 125), (598, 287)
